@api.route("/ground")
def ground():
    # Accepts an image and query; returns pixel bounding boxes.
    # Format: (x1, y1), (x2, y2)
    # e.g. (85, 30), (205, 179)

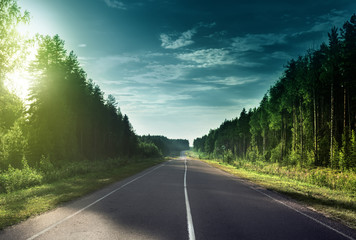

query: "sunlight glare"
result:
(5, 22), (38, 101)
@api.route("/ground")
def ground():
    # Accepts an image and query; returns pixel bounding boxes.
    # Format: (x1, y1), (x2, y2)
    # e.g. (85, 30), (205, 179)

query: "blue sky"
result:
(18, 0), (356, 144)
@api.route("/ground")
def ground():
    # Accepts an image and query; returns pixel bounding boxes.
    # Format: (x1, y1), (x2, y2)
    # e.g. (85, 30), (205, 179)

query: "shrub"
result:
(0, 158), (42, 193)
(0, 121), (28, 170)
(39, 155), (54, 173)
(270, 143), (283, 163)
(138, 141), (162, 158)
(223, 149), (234, 164)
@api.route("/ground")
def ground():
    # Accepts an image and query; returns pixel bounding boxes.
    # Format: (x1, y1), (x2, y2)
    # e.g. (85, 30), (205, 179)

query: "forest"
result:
(140, 135), (189, 156)
(0, 0), (188, 188)
(194, 14), (356, 171)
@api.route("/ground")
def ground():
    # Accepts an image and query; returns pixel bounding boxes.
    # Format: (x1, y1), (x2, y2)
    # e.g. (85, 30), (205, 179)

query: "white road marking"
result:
(184, 158), (196, 240)
(200, 160), (355, 240)
(249, 186), (355, 240)
(26, 163), (166, 240)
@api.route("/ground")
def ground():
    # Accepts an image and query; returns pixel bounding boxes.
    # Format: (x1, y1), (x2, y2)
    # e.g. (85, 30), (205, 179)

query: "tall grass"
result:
(0, 156), (139, 193)
(0, 158), (164, 230)
(232, 160), (356, 192)
(188, 151), (356, 193)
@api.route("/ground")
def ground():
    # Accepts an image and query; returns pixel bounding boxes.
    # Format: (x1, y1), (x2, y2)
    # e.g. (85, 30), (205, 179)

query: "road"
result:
(1, 155), (355, 240)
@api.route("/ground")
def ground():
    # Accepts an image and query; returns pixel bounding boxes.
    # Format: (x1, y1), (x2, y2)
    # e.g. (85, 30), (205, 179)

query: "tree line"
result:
(140, 135), (189, 156)
(0, 0), (186, 171)
(194, 14), (356, 170)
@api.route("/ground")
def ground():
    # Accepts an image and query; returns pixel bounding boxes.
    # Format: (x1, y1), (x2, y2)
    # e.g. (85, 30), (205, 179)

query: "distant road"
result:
(1, 155), (355, 240)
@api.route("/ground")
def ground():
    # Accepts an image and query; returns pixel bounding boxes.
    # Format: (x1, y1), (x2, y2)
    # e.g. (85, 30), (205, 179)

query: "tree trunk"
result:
(243, 136), (246, 158)
(80, 129), (83, 155)
(284, 117), (287, 159)
(344, 86), (347, 130)
(262, 130), (266, 156)
(300, 99), (304, 162)
(313, 89), (318, 165)
(330, 83), (334, 162)
(94, 128), (97, 160)
(280, 114), (284, 161)
(348, 90), (351, 129)
(293, 105), (297, 151)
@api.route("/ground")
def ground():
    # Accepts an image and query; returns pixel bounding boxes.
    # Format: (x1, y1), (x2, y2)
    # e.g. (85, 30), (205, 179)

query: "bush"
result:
(39, 155), (55, 173)
(0, 121), (28, 170)
(270, 143), (283, 163)
(223, 149), (234, 164)
(246, 146), (260, 162)
(138, 141), (162, 158)
(0, 158), (42, 193)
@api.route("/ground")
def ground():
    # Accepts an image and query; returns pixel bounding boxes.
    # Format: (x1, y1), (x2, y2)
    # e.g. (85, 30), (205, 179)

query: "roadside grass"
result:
(0, 158), (164, 230)
(186, 151), (356, 230)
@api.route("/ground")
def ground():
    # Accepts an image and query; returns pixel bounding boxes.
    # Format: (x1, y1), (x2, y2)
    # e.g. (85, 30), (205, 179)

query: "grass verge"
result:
(0, 158), (163, 230)
(186, 153), (356, 230)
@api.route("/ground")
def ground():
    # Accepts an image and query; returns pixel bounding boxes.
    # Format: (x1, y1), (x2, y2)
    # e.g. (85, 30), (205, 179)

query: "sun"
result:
(5, 42), (38, 101)
(4, 22), (39, 101)
(6, 71), (30, 100)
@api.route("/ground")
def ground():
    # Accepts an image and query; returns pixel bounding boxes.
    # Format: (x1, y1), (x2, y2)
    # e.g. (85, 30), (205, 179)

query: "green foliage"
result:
(194, 14), (356, 172)
(25, 34), (141, 164)
(270, 143), (283, 163)
(0, 158), (42, 193)
(39, 159), (126, 183)
(223, 149), (234, 164)
(330, 138), (340, 169)
(0, 119), (27, 169)
(0, 158), (163, 230)
(214, 157), (356, 192)
(0, 1), (183, 201)
(0, 0), (30, 81)
(137, 141), (162, 158)
(246, 145), (260, 162)
(0, 156), (140, 193)
(140, 135), (189, 156)
(38, 155), (54, 173)
(350, 130), (356, 169)
(202, 159), (356, 229)
(0, 0), (30, 171)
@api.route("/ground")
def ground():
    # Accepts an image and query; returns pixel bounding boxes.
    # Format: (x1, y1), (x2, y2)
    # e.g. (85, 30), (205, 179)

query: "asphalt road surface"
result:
(1, 155), (355, 240)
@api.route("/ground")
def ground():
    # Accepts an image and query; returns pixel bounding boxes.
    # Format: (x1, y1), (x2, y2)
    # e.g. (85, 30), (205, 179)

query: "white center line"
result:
(26, 163), (165, 240)
(184, 158), (196, 240)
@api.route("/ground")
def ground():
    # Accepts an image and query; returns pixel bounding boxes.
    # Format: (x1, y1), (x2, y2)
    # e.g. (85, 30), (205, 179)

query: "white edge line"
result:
(249, 186), (355, 240)
(200, 160), (354, 240)
(184, 159), (196, 240)
(26, 163), (165, 240)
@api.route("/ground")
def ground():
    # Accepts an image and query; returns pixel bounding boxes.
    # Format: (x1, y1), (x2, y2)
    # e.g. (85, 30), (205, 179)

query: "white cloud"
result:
(194, 76), (259, 86)
(207, 30), (227, 39)
(160, 28), (197, 49)
(269, 51), (292, 60)
(232, 33), (287, 52)
(159, 22), (218, 50)
(177, 48), (235, 67)
(219, 76), (259, 86)
(124, 63), (187, 84)
(77, 56), (95, 67)
(103, 0), (126, 10)
(310, 9), (349, 32)
(78, 43), (87, 48)
(198, 22), (216, 28)
(291, 10), (352, 42)
(93, 55), (140, 74)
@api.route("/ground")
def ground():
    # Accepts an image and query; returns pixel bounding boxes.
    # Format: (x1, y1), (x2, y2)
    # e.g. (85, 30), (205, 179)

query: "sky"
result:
(17, 0), (356, 145)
